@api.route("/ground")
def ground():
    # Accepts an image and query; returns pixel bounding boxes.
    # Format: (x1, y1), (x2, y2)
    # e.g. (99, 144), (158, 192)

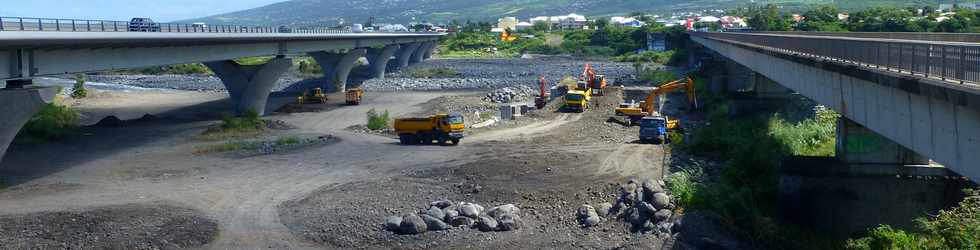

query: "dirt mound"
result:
(0, 203), (219, 249)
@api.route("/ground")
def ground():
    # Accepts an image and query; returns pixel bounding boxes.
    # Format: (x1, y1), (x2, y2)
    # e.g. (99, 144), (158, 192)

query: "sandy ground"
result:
(0, 72), (684, 249)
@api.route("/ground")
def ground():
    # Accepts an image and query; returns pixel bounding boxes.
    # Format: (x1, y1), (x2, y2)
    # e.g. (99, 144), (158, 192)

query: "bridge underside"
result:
(692, 36), (980, 181)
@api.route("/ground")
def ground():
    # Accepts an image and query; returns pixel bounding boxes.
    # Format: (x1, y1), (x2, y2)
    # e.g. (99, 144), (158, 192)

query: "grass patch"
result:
(197, 109), (266, 141)
(17, 103), (80, 144)
(235, 56), (274, 66)
(70, 74), (88, 99)
(613, 50), (675, 65)
(194, 136), (308, 154)
(769, 109), (839, 157)
(117, 63), (211, 75)
(639, 70), (676, 85)
(406, 68), (461, 78)
(366, 109), (390, 131)
(438, 49), (518, 58)
(297, 58), (322, 75)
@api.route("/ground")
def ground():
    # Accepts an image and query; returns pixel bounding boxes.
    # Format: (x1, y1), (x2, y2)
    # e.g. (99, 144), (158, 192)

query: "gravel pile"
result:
(483, 85), (535, 103)
(385, 200), (523, 235)
(361, 57), (635, 91)
(576, 179), (677, 236)
(0, 203), (218, 249)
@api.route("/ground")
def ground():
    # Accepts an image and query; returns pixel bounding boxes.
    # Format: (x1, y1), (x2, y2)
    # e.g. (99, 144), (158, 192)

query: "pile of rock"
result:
(577, 179), (676, 235)
(483, 86), (534, 103)
(385, 200), (523, 235)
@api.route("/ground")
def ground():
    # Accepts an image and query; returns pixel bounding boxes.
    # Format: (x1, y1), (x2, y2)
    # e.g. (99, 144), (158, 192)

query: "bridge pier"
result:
(0, 82), (58, 164)
(422, 41), (437, 59)
(409, 42), (426, 64)
(353, 45), (400, 80)
(390, 43), (422, 71)
(309, 49), (367, 93)
(204, 57), (293, 116)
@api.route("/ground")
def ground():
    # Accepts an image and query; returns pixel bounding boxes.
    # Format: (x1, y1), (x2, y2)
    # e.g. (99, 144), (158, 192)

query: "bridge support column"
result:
(0, 83), (58, 164)
(354, 45), (400, 80)
(310, 49), (367, 93)
(422, 41), (437, 59)
(409, 42), (426, 64)
(390, 43), (421, 71)
(204, 57), (292, 116)
(836, 118), (930, 165)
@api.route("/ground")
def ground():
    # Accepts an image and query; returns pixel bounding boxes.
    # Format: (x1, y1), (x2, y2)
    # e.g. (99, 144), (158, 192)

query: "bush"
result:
(19, 103), (79, 143)
(366, 108), (390, 130)
(769, 109), (839, 157)
(639, 70), (676, 85)
(123, 63), (211, 75)
(847, 189), (980, 249)
(70, 74), (88, 99)
(613, 50), (676, 64)
(846, 225), (923, 250)
(666, 166), (704, 208)
(298, 59), (322, 75)
(220, 109), (265, 132)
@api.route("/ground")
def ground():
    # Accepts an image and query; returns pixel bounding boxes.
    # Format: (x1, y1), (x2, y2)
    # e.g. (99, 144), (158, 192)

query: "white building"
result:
(498, 17), (518, 31)
(530, 13), (588, 30)
(610, 16), (646, 27)
(515, 21), (533, 31)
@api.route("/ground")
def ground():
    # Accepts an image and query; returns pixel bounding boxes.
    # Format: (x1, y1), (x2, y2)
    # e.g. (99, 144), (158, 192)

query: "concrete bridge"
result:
(0, 18), (445, 164)
(690, 32), (980, 181)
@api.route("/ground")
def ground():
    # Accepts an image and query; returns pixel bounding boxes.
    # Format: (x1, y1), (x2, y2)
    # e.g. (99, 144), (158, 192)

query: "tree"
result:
(746, 4), (790, 31)
(799, 5), (845, 31)
(532, 20), (551, 32)
(594, 17), (610, 30)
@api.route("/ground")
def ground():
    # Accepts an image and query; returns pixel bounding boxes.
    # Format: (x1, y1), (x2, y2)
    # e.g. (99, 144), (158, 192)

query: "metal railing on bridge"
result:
(0, 16), (426, 34)
(692, 32), (980, 85)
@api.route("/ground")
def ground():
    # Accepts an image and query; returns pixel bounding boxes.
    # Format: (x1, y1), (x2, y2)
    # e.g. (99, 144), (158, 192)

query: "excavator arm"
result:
(644, 77), (697, 114)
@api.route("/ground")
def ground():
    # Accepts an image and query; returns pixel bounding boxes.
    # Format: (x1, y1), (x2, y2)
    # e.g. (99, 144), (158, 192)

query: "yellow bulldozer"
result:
(614, 77), (697, 127)
(297, 88), (328, 104)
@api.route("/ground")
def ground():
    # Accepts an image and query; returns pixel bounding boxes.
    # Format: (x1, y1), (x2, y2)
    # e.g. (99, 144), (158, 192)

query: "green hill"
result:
(185, 0), (939, 26)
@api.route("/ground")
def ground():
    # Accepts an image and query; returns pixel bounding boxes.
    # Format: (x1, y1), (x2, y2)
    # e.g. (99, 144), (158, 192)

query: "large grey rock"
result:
(596, 202), (613, 217)
(399, 214), (427, 234)
(422, 214), (450, 231)
(652, 193), (671, 210)
(477, 216), (499, 232)
(426, 206), (445, 220)
(640, 202), (658, 215)
(444, 209), (459, 222)
(643, 179), (664, 195)
(577, 205), (597, 219)
(458, 202), (484, 218)
(626, 207), (646, 226)
(431, 199), (453, 209)
(654, 209), (673, 223)
(582, 216), (601, 227)
(385, 216), (402, 231)
(450, 216), (476, 227)
(487, 204), (520, 219)
(497, 214), (522, 231)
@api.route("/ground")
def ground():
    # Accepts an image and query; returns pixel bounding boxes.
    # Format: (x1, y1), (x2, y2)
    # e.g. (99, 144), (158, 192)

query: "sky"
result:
(0, 0), (286, 22)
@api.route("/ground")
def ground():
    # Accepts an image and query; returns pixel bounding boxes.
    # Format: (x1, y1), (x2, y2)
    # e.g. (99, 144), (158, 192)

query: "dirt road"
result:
(0, 84), (674, 249)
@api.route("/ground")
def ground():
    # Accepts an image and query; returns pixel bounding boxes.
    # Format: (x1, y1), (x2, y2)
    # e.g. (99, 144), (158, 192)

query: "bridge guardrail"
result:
(0, 16), (430, 34)
(693, 32), (980, 86)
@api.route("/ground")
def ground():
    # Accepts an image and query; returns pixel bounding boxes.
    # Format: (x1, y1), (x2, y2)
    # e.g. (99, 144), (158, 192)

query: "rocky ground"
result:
(0, 203), (218, 250)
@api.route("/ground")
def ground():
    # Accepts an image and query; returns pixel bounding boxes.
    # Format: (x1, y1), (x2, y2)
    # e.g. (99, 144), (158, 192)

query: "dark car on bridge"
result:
(128, 18), (161, 32)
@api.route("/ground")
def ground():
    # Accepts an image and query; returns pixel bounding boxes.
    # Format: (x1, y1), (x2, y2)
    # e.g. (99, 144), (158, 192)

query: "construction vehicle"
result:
(581, 64), (608, 96)
(615, 77), (696, 127)
(394, 113), (465, 145)
(500, 29), (517, 42)
(638, 116), (670, 144)
(297, 88), (327, 104)
(564, 81), (592, 113)
(534, 76), (549, 109)
(345, 87), (364, 105)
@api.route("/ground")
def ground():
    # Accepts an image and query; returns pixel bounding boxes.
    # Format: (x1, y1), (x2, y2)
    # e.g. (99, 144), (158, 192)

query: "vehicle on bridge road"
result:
(128, 18), (161, 32)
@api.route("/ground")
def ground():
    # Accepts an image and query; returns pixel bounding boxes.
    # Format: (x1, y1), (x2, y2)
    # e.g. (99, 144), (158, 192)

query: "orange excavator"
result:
(500, 29), (517, 42)
(535, 76), (549, 109)
(582, 64), (607, 96)
(614, 77), (697, 127)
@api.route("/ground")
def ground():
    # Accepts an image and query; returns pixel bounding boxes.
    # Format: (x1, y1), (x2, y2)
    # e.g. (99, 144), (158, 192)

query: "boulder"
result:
(384, 216), (402, 231)
(656, 222), (673, 234)
(654, 209), (673, 223)
(497, 214), (522, 231)
(458, 202), (483, 218)
(643, 179), (664, 195)
(431, 199), (453, 209)
(582, 216), (601, 227)
(640, 202), (658, 215)
(450, 216), (476, 227)
(426, 206), (445, 220)
(596, 202), (613, 217)
(444, 209), (459, 222)
(626, 207), (646, 226)
(399, 214), (427, 234)
(422, 214), (450, 231)
(652, 193), (671, 210)
(477, 216), (499, 232)
(487, 204), (520, 219)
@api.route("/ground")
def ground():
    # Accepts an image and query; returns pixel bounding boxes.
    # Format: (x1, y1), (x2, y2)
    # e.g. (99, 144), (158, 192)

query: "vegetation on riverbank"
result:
(17, 103), (80, 144)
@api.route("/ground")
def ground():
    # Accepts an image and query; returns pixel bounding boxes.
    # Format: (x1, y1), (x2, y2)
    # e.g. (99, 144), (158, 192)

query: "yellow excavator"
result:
(614, 77), (697, 127)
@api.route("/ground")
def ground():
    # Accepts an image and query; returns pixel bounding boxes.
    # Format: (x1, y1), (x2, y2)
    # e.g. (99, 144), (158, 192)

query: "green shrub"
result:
(407, 68), (460, 78)
(19, 103), (79, 143)
(70, 74), (88, 99)
(846, 225), (923, 250)
(220, 109), (265, 132)
(666, 166), (704, 207)
(298, 59), (322, 75)
(122, 63), (211, 75)
(366, 108), (390, 130)
(639, 70), (677, 85)
(769, 109), (839, 157)
(613, 50), (676, 64)
(235, 56), (273, 65)
(276, 136), (302, 146)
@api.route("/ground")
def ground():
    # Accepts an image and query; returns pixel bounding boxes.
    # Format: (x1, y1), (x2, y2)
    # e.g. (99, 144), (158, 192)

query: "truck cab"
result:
(638, 116), (669, 144)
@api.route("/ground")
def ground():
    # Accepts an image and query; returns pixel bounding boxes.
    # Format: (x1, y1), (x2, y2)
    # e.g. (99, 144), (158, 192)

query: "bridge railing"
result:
(0, 16), (428, 34)
(693, 32), (980, 85)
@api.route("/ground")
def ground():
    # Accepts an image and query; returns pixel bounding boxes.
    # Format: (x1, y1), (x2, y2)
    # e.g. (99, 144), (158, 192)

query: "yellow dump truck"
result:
(564, 83), (592, 113)
(345, 88), (364, 105)
(393, 113), (465, 145)
(297, 88), (327, 104)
